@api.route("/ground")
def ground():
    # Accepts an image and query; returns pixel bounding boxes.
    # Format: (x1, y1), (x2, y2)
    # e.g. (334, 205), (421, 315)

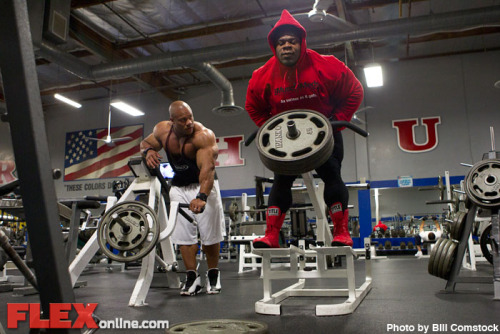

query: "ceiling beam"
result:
(69, 16), (179, 100)
(345, 0), (428, 10)
(71, 0), (119, 9)
(116, 18), (265, 50)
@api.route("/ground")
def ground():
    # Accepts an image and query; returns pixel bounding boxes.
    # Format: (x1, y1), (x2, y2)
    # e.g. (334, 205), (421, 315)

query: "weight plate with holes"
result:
(256, 109), (334, 175)
(450, 211), (467, 240)
(428, 238), (445, 276)
(228, 201), (239, 222)
(480, 223), (493, 265)
(97, 201), (159, 263)
(166, 319), (268, 334)
(435, 239), (454, 279)
(439, 239), (459, 279)
(464, 159), (500, 208)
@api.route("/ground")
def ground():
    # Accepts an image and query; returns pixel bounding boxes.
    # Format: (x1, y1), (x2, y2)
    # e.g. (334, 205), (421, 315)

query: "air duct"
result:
(190, 63), (244, 116)
(36, 6), (500, 87)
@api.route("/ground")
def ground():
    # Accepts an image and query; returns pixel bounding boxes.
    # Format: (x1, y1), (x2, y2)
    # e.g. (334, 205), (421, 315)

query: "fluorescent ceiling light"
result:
(54, 93), (82, 108)
(364, 64), (383, 88)
(110, 101), (145, 116)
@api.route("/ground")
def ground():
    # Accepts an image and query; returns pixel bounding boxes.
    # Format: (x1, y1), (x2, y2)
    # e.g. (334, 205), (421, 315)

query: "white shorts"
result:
(170, 180), (225, 246)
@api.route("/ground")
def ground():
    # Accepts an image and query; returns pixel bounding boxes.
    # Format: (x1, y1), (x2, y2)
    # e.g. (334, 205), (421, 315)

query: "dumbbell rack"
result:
(253, 172), (372, 315)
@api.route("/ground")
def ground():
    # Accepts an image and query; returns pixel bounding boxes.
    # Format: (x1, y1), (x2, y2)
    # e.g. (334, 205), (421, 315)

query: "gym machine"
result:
(69, 157), (192, 306)
(245, 109), (372, 315)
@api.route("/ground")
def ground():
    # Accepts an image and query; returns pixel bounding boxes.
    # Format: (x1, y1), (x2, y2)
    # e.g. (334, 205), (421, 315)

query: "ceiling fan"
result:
(351, 106), (375, 125)
(84, 103), (132, 147)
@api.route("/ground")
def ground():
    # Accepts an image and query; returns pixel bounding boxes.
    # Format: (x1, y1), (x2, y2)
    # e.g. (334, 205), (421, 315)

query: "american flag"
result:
(64, 124), (143, 181)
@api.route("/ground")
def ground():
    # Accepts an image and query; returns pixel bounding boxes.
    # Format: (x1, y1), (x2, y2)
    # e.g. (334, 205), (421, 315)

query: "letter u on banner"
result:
(392, 116), (441, 153)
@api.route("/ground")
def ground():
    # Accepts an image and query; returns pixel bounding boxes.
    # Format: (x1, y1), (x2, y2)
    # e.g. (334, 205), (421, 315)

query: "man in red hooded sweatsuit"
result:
(245, 9), (364, 248)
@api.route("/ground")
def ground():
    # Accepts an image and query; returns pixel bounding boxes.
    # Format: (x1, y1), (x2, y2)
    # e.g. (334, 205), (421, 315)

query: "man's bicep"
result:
(142, 133), (162, 150)
(196, 146), (217, 171)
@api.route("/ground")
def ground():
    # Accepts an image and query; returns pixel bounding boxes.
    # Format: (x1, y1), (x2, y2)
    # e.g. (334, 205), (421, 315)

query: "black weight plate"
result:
(440, 240), (459, 280)
(480, 224), (493, 265)
(428, 238), (445, 276)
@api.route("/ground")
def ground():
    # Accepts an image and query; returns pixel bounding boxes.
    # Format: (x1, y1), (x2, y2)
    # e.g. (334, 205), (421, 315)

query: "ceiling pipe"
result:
(190, 63), (244, 116)
(36, 6), (500, 83)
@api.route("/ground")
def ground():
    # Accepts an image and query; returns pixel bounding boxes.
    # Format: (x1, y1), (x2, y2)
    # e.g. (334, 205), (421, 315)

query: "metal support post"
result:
(0, 1), (78, 331)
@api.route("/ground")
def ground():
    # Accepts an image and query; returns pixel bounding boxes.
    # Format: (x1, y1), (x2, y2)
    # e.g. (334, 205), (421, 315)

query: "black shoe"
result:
(180, 270), (202, 296)
(206, 268), (221, 294)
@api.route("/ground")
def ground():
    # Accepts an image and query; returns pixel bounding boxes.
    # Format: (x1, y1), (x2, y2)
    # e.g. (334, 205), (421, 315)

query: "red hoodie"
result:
(245, 9), (363, 127)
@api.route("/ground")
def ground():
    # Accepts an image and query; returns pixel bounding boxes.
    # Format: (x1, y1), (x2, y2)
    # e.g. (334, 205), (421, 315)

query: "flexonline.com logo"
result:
(7, 303), (169, 330)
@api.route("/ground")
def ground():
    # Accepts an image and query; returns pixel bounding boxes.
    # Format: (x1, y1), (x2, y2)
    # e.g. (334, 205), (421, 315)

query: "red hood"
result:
(267, 9), (307, 60)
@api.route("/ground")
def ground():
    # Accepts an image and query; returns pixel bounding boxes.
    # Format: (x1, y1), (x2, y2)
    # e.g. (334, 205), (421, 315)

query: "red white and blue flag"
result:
(64, 124), (143, 181)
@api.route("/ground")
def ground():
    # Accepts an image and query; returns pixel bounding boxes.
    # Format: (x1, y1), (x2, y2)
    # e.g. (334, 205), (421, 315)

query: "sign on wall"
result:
(64, 124), (143, 181)
(216, 135), (245, 167)
(397, 175), (413, 187)
(0, 160), (16, 185)
(392, 116), (441, 153)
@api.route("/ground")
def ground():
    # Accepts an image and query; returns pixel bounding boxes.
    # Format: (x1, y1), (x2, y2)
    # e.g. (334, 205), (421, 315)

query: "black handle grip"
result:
(330, 120), (368, 137)
(85, 195), (109, 202)
(245, 130), (258, 147)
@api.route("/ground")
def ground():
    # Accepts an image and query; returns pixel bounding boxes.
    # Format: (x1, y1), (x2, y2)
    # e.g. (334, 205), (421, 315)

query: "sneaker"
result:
(180, 270), (202, 296)
(415, 251), (423, 257)
(206, 268), (221, 295)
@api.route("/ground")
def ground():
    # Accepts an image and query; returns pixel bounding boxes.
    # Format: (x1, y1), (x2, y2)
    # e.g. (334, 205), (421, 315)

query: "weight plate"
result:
(435, 239), (454, 279)
(480, 224), (493, 265)
(228, 201), (239, 222)
(450, 211), (467, 240)
(428, 238), (445, 276)
(464, 159), (500, 208)
(440, 239), (459, 280)
(97, 201), (159, 263)
(166, 319), (268, 334)
(105, 207), (150, 251)
(431, 238), (448, 277)
(256, 109), (334, 175)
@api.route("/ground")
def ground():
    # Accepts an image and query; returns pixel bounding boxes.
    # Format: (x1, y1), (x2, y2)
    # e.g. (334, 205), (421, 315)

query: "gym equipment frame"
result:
(69, 157), (182, 306)
(253, 172), (372, 316)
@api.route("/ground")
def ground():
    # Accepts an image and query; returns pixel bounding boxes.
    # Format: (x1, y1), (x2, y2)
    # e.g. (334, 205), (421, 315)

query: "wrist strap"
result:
(196, 192), (208, 202)
(143, 147), (154, 156)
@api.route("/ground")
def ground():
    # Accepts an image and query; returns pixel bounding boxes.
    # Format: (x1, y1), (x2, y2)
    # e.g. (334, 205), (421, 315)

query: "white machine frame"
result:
(68, 157), (182, 306)
(252, 172), (372, 316)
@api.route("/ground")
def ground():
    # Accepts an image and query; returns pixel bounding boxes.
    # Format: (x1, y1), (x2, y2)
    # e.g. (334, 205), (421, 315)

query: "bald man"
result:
(140, 100), (224, 296)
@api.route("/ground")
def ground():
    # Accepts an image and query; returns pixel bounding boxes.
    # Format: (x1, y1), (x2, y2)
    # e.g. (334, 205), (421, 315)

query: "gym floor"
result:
(0, 256), (498, 334)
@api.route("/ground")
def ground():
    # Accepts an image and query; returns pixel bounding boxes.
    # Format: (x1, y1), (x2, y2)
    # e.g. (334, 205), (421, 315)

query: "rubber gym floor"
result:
(0, 255), (498, 334)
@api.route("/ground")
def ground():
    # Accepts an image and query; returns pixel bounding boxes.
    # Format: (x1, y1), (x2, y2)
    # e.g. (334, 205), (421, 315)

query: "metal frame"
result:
(445, 205), (499, 297)
(252, 172), (371, 316)
(0, 1), (77, 331)
(253, 240), (372, 316)
(69, 158), (181, 306)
